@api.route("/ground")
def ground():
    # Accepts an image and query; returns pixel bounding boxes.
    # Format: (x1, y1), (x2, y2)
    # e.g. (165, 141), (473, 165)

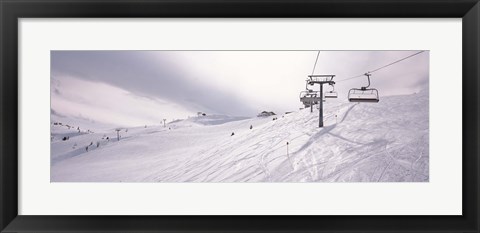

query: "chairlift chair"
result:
(324, 84), (338, 98)
(325, 91), (338, 98)
(348, 73), (379, 103)
(299, 90), (320, 107)
(305, 81), (315, 92)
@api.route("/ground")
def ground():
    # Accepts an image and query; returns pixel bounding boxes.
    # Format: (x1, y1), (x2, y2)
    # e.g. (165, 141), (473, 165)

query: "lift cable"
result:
(336, 50), (426, 83)
(369, 50), (425, 73)
(336, 74), (365, 83)
(311, 51), (321, 76)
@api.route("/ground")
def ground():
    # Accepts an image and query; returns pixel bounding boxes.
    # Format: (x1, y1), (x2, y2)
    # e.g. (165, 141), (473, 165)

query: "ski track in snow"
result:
(51, 90), (429, 182)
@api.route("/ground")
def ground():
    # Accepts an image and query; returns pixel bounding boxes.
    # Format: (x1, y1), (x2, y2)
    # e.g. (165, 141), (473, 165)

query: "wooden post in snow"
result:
(115, 129), (121, 141)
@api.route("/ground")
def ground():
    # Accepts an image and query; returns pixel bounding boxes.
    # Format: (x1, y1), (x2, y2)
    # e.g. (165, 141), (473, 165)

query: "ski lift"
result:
(305, 80), (315, 92)
(348, 73), (379, 103)
(299, 90), (320, 107)
(324, 83), (338, 98)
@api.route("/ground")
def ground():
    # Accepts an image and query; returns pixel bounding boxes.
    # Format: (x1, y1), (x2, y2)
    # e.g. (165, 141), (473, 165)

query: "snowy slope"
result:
(51, 90), (428, 182)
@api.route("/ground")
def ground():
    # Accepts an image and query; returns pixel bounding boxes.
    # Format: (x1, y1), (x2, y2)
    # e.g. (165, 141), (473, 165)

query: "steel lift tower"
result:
(307, 74), (336, 127)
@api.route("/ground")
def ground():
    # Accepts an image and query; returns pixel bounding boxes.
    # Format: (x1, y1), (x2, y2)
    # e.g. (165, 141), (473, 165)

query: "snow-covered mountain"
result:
(169, 115), (249, 128)
(51, 90), (429, 182)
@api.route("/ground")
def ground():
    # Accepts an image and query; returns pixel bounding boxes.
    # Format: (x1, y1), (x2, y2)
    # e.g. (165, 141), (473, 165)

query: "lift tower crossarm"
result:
(308, 74), (336, 77)
(308, 74), (335, 80)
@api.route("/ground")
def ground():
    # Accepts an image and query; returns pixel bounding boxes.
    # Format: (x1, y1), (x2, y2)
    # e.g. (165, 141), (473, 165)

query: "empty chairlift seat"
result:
(348, 88), (379, 102)
(324, 83), (338, 99)
(324, 91), (338, 98)
(347, 73), (380, 103)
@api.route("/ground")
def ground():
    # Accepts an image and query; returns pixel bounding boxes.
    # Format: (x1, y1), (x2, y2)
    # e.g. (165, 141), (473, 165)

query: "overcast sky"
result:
(51, 50), (429, 127)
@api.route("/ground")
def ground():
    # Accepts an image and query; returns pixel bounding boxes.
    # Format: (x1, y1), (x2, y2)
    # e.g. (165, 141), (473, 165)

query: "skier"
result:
(231, 132), (235, 136)
(250, 125), (253, 130)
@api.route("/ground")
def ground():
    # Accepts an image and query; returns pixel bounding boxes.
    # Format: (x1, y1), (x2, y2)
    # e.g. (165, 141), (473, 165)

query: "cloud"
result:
(50, 75), (193, 127)
(51, 51), (256, 117)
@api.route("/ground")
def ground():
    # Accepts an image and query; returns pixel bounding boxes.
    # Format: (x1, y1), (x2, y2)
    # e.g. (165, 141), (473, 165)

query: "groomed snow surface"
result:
(51, 90), (428, 182)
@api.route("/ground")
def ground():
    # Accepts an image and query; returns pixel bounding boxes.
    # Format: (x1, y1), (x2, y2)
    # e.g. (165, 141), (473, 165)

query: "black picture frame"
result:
(1, 0), (479, 232)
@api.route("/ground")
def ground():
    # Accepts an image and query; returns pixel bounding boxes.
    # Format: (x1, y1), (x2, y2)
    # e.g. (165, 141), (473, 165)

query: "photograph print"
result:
(50, 50), (429, 182)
